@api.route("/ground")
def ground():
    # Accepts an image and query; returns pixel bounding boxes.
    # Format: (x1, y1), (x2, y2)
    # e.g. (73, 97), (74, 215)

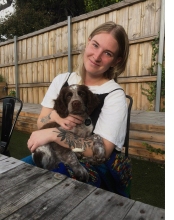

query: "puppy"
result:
(32, 84), (106, 182)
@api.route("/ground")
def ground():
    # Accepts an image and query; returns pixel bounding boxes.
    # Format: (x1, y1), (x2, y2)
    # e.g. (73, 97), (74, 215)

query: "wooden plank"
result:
(0, 157), (24, 174)
(50, 59), (56, 81)
(7, 75), (157, 88)
(27, 63), (33, 83)
(130, 111), (165, 126)
(0, 163), (48, 191)
(0, 168), (66, 219)
(130, 123), (165, 133)
(141, 0), (161, 37)
(26, 37), (32, 60)
(8, 66), (14, 85)
(130, 130), (165, 143)
(124, 201), (165, 220)
(6, 177), (96, 220)
(129, 139), (165, 150)
(63, 188), (135, 220)
(118, 75), (157, 83)
(21, 39), (27, 61)
(43, 60), (50, 82)
(139, 42), (152, 76)
(0, 154), (8, 161)
(129, 147), (165, 162)
(38, 34), (43, 58)
(127, 2), (142, 39)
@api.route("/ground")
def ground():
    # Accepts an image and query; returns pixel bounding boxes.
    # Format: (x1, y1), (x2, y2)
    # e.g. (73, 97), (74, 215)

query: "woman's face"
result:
(83, 32), (119, 78)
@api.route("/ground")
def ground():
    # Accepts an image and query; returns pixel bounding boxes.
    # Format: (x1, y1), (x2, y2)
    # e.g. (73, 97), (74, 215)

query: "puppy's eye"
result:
(66, 92), (72, 99)
(78, 91), (86, 97)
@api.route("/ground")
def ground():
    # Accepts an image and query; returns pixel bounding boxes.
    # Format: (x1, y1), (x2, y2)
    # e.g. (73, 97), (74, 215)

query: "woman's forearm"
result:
(37, 109), (60, 129)
(53, 127), (107, 163)
(53, 127), (94, 157)
(37, 112), (52, 129)
(28, 126), (108, 164)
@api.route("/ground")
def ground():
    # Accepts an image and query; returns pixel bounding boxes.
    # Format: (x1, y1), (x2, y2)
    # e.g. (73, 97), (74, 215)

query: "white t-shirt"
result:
(41, 72), (127, 151)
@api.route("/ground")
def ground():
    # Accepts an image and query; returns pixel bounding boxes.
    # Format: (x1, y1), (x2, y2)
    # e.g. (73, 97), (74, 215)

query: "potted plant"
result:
(8, 89), (16, 97)
(0, 74), (7, 98)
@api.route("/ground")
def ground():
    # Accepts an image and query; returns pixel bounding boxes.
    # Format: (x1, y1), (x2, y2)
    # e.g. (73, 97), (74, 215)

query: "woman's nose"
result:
(93, 50), (102, 61)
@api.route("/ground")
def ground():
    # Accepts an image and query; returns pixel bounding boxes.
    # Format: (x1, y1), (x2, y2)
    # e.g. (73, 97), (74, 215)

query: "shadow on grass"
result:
(131, 157), (165, 209)
(8, 129), (165, 209)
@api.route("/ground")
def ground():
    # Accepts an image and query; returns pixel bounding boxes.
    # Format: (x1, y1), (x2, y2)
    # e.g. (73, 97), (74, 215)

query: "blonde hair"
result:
(77, 21), (129, 83)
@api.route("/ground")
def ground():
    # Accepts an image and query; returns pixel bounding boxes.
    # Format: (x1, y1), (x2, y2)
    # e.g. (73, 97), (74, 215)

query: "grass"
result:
(131, 157), (165, 209)
(7, 129), (165, 209)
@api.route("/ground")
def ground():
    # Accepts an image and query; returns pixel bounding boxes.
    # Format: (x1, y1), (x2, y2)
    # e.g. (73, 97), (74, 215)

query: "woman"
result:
(22, 21), (132, 197)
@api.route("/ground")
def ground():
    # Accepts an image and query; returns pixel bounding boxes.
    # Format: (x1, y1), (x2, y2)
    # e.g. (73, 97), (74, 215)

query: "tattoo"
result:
(53, 127), (93, 150)
(40, 113), (51, 124)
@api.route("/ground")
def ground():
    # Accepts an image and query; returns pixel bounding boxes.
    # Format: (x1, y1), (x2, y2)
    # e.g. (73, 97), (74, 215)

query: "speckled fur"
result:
(32, 84), (106, 182)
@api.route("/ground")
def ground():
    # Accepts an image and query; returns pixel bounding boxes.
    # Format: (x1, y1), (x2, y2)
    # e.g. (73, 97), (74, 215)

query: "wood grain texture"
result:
(0, 155), (165, 219)
(124, 201), (165, 220)
(0, 164), (66, 219)
(6, 177), (96, 220)
(0, 157), (23, 174)
(63, 188), (135, 220)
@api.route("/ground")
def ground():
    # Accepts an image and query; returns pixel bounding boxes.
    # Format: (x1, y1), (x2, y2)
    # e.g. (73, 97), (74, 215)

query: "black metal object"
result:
(124, 95), (133, 157)
(0, 96), (23, 155)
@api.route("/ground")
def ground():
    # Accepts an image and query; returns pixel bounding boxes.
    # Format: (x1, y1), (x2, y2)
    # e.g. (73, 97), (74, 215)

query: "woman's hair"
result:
(78, 21), (129, 83)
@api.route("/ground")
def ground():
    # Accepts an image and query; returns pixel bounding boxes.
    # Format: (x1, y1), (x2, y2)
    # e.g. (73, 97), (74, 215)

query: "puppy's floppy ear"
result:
(54, 87), (69, 118)
(86, 89), (100, 115)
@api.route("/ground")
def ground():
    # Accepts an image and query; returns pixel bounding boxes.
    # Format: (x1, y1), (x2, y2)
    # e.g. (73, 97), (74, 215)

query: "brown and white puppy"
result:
(32, 84), (106, 182)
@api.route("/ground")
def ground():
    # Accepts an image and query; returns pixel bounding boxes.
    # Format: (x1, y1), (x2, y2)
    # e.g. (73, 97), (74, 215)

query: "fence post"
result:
(68, 16), (72, 73)
(14, 36), (19, 99)
(155, 0), (165, 112)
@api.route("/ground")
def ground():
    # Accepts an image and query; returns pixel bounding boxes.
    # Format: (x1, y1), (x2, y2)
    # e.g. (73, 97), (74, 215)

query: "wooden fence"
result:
(0, 0), (163, 110)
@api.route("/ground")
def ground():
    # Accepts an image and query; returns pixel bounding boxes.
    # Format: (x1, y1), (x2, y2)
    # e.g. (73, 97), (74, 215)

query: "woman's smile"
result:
(84, 33), (119, 77)
(89, 58), (100, 67)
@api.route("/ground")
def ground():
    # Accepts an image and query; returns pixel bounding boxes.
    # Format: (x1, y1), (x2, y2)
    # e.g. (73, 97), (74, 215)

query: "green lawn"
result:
(7, 129), (165, 209)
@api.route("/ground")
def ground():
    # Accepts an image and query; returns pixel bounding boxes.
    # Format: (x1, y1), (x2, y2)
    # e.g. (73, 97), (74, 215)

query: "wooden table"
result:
(0, 154), (165, 220)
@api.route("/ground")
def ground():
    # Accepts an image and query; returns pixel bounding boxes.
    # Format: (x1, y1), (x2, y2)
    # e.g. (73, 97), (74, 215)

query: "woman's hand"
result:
(57, 114), (83, 130)
(27, 128), (57, 153)
(37, 107), (83, 130)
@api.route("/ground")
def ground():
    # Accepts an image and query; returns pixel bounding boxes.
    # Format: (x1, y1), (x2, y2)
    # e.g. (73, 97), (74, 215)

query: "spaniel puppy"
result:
(32, 84), (106, 182)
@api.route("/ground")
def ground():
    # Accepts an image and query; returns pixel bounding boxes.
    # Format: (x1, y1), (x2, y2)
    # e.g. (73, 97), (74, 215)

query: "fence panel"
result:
(0, 0), (163, 110)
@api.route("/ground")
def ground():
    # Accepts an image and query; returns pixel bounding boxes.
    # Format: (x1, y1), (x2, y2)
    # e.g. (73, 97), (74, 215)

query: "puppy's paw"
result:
(72, 164), (89, 182)
(33, 144), (57, 170)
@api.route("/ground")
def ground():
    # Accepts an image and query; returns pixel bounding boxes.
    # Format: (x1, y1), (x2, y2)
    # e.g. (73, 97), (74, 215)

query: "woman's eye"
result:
(92, 43), (98, 48)
(105, 51), (112, 57)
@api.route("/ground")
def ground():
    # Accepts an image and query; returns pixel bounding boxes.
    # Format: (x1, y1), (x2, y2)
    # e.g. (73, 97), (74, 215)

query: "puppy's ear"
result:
(86, 89), (100, 115)
(54, 87), (69, 118)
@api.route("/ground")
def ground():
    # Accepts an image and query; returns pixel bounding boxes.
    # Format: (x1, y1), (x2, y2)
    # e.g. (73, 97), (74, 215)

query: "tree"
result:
(0, 0), (85, 41)
(84, 0), (123, 12)
(0, 0), (123, 42)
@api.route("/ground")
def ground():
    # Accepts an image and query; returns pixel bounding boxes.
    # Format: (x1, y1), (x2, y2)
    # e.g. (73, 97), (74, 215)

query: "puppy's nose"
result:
(72, 100), (81, 109)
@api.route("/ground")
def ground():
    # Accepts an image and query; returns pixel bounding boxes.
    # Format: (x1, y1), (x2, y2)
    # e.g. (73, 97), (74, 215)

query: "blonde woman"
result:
(22, 21), (132, 198)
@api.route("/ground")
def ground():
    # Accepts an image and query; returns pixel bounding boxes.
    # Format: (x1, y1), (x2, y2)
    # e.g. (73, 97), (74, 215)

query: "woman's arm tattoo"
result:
(40, 113), (51, 124)
(53, 127), (93, 151)
(53, 127), (106, 164)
